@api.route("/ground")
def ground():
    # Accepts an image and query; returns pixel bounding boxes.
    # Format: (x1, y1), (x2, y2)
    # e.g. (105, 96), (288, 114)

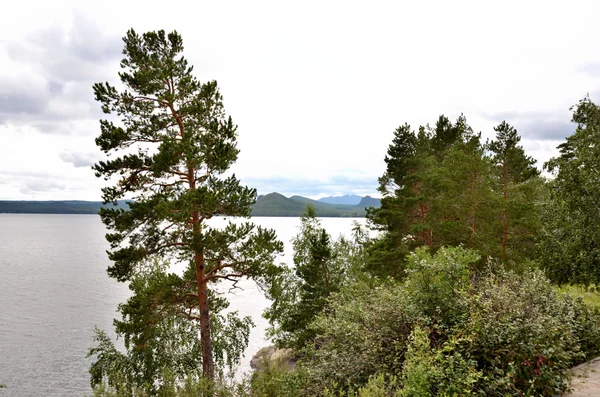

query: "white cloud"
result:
(1, 0), (600, 199)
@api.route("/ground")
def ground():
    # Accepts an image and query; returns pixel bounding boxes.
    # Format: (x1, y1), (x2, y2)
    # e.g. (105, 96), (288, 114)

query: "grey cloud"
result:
(48, 81), (64, 95)
(0, 13), (121, 134)
(518, 120), (573, 140)
(0, 91), (47, 117)
(59, 151), (98, 168)
(481, 110), (573, 141)
(68, 16), (123, 63)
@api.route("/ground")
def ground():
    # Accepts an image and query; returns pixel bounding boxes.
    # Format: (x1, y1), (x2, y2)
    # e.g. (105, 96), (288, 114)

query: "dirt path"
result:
(563, 357), (600, 396)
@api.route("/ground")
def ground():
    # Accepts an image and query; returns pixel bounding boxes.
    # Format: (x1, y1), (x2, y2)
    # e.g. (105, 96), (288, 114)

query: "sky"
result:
(1, 0), (600, 200)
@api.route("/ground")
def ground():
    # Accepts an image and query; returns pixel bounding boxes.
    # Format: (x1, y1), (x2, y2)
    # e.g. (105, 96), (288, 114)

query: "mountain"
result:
(358, 195), (381, 208)
(250, 193), (380, 217)
(0, 200), (130, 214)
(0, 195), (381, 217)
(318, 194), (363, 205)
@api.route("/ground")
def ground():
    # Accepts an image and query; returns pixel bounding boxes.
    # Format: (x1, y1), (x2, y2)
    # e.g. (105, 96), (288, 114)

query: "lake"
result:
(0, 214), (365, 396)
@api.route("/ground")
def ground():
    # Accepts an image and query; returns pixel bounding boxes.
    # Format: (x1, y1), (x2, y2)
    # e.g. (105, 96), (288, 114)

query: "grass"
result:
(558, 284), (600, 309)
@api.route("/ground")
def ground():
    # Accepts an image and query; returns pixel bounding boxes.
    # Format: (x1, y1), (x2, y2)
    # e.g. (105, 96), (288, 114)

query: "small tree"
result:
(265, 207), (348, 349)
(92, 29), (283, 381)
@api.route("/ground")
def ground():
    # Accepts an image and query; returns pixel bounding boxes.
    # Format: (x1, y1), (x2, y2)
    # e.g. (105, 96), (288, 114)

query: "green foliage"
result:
(540, 96), (600, 284)
(247, 356), (308, 397)
(397, 327), (433, 396)
(399, 327), (481, 397)
(299, 280), (411, 394)
(264, 207), (351, 349)
(91, 28), (283, 385)
(367, 116), (542, 278)
(488, 121), (541, 262)
(292, 247), (600, 396)
(402, 246), (478, 328)
(89, 374), (246, 397)
(88, 261), (253, 396)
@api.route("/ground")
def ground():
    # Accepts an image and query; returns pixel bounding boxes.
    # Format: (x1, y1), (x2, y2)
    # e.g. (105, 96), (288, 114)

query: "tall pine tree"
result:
(92, 29), (283, 382)
(488, 121), (540, 262)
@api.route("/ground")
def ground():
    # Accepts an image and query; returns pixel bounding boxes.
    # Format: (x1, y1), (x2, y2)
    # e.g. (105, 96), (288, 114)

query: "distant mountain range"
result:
(318, 194), (364, 205)
(251, 193), (380, 217)
(0, 194), (381, 217)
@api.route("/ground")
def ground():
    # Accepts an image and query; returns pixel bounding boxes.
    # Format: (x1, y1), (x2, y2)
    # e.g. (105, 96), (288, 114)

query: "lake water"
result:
(0, 214), (365, 396)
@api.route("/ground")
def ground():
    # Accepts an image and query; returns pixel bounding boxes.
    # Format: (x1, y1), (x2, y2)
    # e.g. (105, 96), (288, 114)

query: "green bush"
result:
(290, 247), (600, 396)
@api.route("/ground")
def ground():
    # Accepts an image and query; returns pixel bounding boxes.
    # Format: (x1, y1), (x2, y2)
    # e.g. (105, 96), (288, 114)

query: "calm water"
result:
(0, 214), (364, 396)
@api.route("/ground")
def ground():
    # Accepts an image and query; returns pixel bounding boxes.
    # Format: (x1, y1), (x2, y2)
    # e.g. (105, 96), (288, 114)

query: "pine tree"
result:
(488, 121), (540, 262)
(367, 115), (493, 276)
(92, 29), (283, 381)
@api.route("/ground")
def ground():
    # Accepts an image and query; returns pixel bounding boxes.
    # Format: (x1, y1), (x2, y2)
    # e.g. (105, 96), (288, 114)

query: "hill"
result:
(0, 195), (381, 217)
(250, 193), (380, 217)
(0, 200), (130, 214)
(358, 195), (380, 208)
(318, 194), (362, 205)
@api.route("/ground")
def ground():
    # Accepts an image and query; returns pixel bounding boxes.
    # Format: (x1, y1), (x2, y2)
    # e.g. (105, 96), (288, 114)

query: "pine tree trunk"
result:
(190, 176), (214, 380)
(196, 254), (214, 380)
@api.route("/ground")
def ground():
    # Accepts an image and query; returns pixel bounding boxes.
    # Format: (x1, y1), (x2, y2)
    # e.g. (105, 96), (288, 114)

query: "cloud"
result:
(0, 13), (121, 134)
(19, 180), (65, 194)
(481, 110), (574, 141)
(59, 151), (99, 168)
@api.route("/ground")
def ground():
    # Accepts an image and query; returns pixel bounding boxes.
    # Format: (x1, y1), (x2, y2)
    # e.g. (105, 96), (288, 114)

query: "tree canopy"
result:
(367, 115), (541, 277)
(541, 96), (600, 284)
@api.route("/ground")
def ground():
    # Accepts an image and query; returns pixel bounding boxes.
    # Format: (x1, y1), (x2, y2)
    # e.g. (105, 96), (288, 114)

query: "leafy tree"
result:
(488, 121), (540, 262)
(541, 96), (600, 284)
(91, 29), (283, 381)
(265, 207), (348, 349)
(88, 261), (254, 395)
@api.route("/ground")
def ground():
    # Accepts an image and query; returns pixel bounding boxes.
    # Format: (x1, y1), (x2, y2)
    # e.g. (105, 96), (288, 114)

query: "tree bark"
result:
(502, 163), (508, 261)
(196, 248), (214, 380)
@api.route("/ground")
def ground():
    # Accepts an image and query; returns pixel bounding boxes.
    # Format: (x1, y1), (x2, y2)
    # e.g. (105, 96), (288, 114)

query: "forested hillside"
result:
(0, 200), (129, 214)
(250, 193), (380, 217)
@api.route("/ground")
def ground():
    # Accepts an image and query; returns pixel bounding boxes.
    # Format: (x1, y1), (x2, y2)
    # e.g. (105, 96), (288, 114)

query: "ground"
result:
(564, 357), (600, 396)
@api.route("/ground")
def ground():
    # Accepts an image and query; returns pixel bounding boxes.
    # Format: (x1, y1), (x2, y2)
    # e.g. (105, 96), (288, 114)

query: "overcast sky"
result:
(1, 0), (600, 200)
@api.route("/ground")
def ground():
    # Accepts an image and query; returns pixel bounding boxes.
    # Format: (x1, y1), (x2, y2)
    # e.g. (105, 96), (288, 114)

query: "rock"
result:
(250, 345), (296, 372)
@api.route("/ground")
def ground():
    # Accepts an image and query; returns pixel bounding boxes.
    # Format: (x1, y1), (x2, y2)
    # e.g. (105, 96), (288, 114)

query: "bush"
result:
(291, 247), (600, 396)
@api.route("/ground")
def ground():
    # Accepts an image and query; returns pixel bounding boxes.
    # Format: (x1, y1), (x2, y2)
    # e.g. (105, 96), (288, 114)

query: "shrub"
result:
(292, 247), (600, 396)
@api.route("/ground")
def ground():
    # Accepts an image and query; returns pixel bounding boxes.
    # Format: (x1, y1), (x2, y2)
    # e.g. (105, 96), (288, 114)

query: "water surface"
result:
(0, 214), (364, 396)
